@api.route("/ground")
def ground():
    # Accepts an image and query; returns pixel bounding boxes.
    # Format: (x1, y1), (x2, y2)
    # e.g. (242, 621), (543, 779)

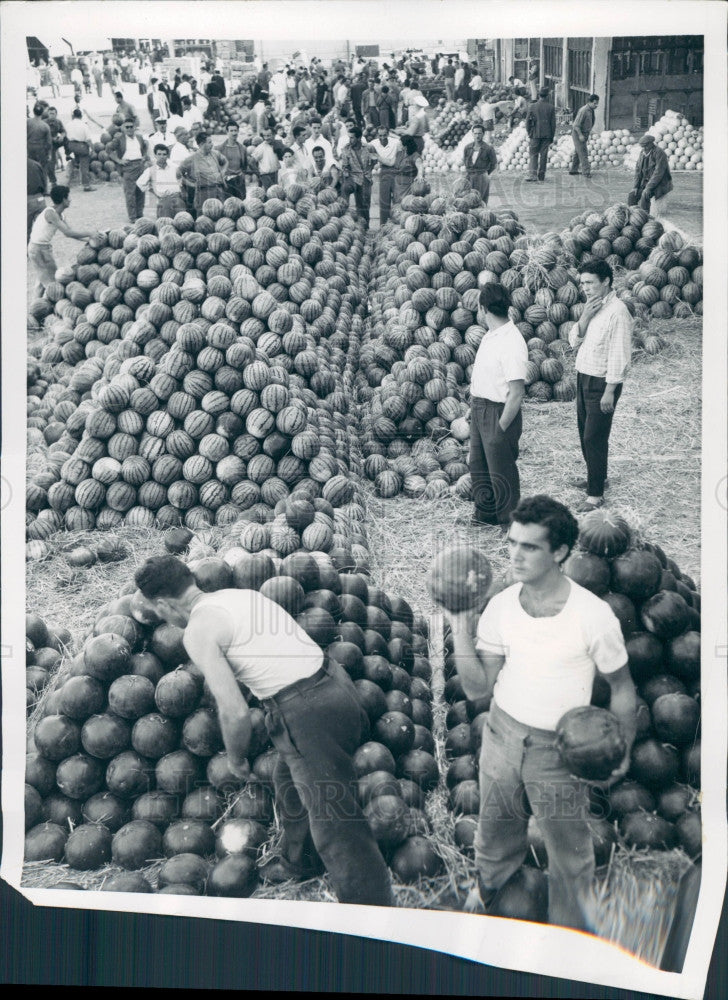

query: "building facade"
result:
(488, 35), (702, 130)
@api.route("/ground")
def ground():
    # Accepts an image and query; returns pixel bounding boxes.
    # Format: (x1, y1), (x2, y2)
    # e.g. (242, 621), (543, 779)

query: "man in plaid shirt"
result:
(569, 261), (632, 512)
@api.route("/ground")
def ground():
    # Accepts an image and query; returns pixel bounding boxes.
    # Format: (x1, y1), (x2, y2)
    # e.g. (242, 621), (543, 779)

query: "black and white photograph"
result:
(2, 2), (726, 997)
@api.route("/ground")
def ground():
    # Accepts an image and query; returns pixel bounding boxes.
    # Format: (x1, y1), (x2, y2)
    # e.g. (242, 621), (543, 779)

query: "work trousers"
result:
(121, 159), (146, 221)
(528, 138), (551, 180)
(469, 397), (522, 525)
(394, 169), (416, 204)
(28, 242), (57, 299)
(570, 131), (591, 176)
(466, 169), (491, 204)
(351, 180), (371, 226)
(444, 80), (455, 102)
(576, 373), (622, 497)
(156, 193), (186, 218)
(378, 167), (397, 225)
(258, 171), (277, 192)
(262, 663), (393, 907)
(225, 173), (247, 201)
(476, 701), (595, 931)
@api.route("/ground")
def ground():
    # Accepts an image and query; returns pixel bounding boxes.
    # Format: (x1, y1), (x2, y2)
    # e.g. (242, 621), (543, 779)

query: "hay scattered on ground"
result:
(584, 848), (695, 967)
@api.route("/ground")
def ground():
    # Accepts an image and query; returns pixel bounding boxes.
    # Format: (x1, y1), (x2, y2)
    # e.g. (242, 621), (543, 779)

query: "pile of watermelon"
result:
(442, 511), (701, 886)
(560, 206), (703, 321)
(25, 534), (444, 893)
(25, 183), (370, 545)
(26, 615), (74, 714)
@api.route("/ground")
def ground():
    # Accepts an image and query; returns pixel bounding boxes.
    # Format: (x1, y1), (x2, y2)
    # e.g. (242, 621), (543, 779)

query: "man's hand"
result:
(600, 387), (616, 413)
(581, 295), (604, 325)
(441, 605), (482, 635)
(639, 191), (651, 211)
(588, 743), (632, 790)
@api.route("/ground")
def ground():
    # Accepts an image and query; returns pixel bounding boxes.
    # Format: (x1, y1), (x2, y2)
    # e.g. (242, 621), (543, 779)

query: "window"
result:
(568, 47), (591, 90)
(667, 47), (688, 75)
(544, 40), (563, 78)
(514, 38), (529, 61)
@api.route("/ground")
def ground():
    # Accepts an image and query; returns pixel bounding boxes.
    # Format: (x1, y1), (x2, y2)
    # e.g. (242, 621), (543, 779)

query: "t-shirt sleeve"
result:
(587, 600), (629, 675)
(475, 595), (507, 657)
(501, 331), (528, 382)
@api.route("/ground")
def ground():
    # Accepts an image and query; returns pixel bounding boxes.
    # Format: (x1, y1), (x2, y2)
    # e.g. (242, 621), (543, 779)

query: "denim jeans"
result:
(475, 700), (595, 930)
(262, 663), (393, 906)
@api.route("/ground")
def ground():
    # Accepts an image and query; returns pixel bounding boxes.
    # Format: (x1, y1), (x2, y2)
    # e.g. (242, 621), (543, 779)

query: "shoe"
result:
(568, 171), (580, 176)
(525, 177), (538, 183)
(83, 186), (97, 192)
(570, 478), (609, 490)
(575, 497), (605, 513)
(463, 880), (498, 914)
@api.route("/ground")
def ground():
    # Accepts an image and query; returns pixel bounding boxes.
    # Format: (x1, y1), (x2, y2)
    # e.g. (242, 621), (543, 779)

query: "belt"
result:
(472, 396), (505, 406)
(260, 664), (328, 709)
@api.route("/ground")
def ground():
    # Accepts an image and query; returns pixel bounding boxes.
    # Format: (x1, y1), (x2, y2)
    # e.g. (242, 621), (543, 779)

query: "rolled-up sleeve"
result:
(606, 308), (633, 383)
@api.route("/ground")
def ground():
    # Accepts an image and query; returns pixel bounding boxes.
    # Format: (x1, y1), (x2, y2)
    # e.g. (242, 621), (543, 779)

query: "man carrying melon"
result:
(135, 555), (394, 908)
(441, 495), (637, 930)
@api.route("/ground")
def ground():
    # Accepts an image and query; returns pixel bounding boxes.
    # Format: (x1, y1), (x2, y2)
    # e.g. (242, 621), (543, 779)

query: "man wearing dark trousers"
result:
(458, 283), (527, 531)
(569, 261), (633, 512)
(109, 118), (150, 221)
(134, 556), (393, 907)
(525, 87), (555, 182)
(569, 94), (599, 177)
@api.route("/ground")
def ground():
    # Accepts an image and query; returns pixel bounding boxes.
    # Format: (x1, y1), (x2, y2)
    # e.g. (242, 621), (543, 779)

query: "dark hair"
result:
(72, 108), (83, 119)
(226, 120), (239, 129)
(196, 131), (209, 143)
(588, 93), (599, 103)
(510, 495), (579, 560)
(292, 125), (305, 138)
(282, 146), (294, 157)
(135, 555), (194, 600)
(311, 145), (325, 156)
(538, 87), (549, 99)
(579, 260), (613, 286)
(479, 282), (511, 317)
(153, 143), (169, 154)
(33, 102), (44, 116)
(350, 126), (363, 140)
(114, 90), (123, 98)
(400, 135), (418, 155)
(50, 185), (69, 204)
(309, 114), (321, 124)
(48, 106), (57, 113)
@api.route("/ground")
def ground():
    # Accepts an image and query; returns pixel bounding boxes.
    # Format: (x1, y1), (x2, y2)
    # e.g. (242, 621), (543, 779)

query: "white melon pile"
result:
(624, 112), (703, 173)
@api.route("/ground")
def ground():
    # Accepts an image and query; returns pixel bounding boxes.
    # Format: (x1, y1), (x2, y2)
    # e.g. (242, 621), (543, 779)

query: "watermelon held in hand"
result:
(426, 546), (492, 613)
(555, 706), (626, 781)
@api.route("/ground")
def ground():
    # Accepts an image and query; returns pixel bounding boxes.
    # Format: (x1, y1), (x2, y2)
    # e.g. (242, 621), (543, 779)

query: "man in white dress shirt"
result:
(136, 144), (186, 217)
(460, 282), (527, 530)
(366, 124), (402, 225)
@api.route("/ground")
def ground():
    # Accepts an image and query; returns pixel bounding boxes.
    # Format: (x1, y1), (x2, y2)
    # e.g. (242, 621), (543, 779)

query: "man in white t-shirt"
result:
(135, 555), (393, 907)
(443, 494), (637, 930)
(460, 282), (527, 530)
